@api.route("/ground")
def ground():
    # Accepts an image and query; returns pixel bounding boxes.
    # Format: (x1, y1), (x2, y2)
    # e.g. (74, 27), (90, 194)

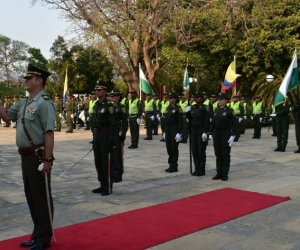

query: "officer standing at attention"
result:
(203, 92), (213, 119)
(230, 95), (244, 141)
(120, 91), (129, 113)
(77, 95), (85, 128)
(186, 92), (210, 176)
(240, 97), (248, 134)
(65, 95), (75, 133)
(0, 63), (55, 250)
(91, 84), (116, 196)
(210, 94), (218, 112)
(88, 92), (98, 130)
(164, 92), (183, 173)
(210, 93), (236, 181)
(292, 100), (300, 153)
(128, 90), (142, 149)
(153, 94), (160, 135)
(159, 92), (170, 142)
(178, 92), (189, 143)
(273, 99), (291, 152)
(107, 89), (128, 183)
(84, 94), (90, 130)
(143, 93), (157, 140)
(252, 95), (265, 139)
(270, 104), (277, 136)
(54, 94), (62, 132)
(3, 96), (12, 127)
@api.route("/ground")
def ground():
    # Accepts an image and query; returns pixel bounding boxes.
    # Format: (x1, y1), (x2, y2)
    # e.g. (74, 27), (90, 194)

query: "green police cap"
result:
(23, 63), (51, 79)
(107, 88), (121, 96)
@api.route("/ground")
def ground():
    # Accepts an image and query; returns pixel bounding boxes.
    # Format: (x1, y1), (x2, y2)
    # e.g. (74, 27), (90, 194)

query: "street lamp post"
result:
(189, 77), (198, 92)
(265, 74), (274, 106)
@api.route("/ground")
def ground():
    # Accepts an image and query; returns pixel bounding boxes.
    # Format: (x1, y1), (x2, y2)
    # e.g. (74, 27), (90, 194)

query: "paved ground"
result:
(1, 123), (300, 250)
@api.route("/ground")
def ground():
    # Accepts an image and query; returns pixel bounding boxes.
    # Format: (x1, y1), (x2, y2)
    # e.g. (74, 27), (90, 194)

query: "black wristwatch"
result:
(44, 158), (53, 163)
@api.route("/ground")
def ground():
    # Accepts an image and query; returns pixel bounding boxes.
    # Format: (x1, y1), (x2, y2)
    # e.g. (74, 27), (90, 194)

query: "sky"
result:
(0, 0), (72, 59)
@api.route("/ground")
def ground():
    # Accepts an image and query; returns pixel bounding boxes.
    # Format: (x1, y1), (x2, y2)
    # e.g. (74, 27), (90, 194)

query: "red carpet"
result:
(0, 188), (290, 250)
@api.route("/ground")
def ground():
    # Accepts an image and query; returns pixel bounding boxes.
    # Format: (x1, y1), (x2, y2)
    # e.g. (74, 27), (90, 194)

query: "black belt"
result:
(18, 144), (44, 155)
(93, 127), (109, 133)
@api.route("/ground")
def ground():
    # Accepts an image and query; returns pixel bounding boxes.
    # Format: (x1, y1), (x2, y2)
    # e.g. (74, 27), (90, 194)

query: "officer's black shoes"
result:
(84, 128), (90, 130)
(113, 176), (122, 183)
(66, 130), (73, 133)
(271, 134), (277, 136)
(29, 243), (51, 250)
(165, 167), (178, 173)
(92, 186), (104, 193)
(180, 141), (187, 144)
(191, 170), (198, 176)
(212, 174), (222, 180)
(144, 137), (152, 140)
(101, 187), (112, 196)
(152, 133), (158, 135)
(89, 140), (94, 144)
(274, 147), (282, 152)
(128, 144), (133, 148)
(252, 136), (257, 139)
(256, 137), (260, 139)
(20, 239), (35, 247)
(128, 144), (138, 149)
(221, 175), (228, 181)
(160, 138), (165, 142)
(192, 170), (205, 176)
(281, 148), (286, 152)
(294, 149), (300, 153)
(233, 138), (238, 142)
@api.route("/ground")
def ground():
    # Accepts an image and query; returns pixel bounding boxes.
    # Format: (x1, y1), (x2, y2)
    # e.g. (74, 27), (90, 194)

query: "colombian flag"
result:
(222, 61), (241, 91)
(63, 69), (69, 107)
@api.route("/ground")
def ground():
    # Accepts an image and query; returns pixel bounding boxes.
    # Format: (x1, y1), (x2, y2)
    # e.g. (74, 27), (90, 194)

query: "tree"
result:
(28, 47), (48, 70)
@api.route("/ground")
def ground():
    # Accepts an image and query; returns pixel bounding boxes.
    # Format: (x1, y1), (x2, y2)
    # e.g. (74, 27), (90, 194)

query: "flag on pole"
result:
(139, 66), (153, 95)
(63, 69), (69, 107)
(273, 51), (299, 106)
(183, 68), (189, 90)
(222, 61), (241, 91)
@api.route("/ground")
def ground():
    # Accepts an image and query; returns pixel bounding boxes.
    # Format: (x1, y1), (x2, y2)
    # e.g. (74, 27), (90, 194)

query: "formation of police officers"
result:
(3, 88), (300, 188)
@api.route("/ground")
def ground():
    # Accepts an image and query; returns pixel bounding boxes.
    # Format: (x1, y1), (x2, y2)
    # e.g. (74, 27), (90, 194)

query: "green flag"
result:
(183, 67), (189, 90)
(139, 66), (153, 95)
(274, 51), (299, 106)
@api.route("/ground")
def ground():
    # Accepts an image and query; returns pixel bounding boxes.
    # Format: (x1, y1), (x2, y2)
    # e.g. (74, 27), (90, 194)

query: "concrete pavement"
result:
(1, 123), (300, 250)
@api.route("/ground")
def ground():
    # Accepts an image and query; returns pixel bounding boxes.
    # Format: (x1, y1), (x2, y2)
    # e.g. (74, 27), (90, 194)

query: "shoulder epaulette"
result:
(42, 95), (50, 100)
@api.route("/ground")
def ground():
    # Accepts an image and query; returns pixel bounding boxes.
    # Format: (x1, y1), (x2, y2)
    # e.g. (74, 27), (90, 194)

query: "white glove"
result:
(243, 116), (246, 120)
(251, 116), (253, 120)
(270, 113), (276, 117)
(186, 119), (189, 123)
(137, 118), (141, 125)
(270, 118), (272, 121)
(227, 136), (235, 147)
(259, 117), (262, 122)
(238, 118), (243, 123)
(142, 112), (145, 117)
(73, 113), (77, 117)
(157, 117), (160, 122)
(209, 135), (213, 140)
(87, 117), (90, 121)
(150, 115), (155, 121)
(59, 113), (62, 118)
(202, 133), (207, 142)
(163, 132), (165, 140)
(156, 114), (160, 118)
(71, 114), (74, 118)
(210, 118), (212, 123)
(175, 133), (182, 142)
(186, 106), (191, 112)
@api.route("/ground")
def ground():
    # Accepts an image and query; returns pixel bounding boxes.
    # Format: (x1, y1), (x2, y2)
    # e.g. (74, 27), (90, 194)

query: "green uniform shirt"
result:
(7, 90), (55, 148)
(54, 99), (62, 113)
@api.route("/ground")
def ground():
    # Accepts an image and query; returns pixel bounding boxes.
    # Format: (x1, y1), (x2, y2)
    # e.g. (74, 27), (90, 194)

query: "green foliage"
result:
(28, 48), (48, 70)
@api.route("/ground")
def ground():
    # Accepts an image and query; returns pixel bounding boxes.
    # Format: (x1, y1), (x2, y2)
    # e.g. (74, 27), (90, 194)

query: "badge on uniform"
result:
(108, 107), (114, 114)
(101, 108), (105, 113)
(223, 112), (226, 116)
(122, 107), (126, 113)
(172, 109), (175, 113)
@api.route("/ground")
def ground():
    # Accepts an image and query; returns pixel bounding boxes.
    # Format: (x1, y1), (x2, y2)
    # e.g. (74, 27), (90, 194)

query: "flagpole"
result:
(233, 56), (237, 96)
(139, 63), (142, 101)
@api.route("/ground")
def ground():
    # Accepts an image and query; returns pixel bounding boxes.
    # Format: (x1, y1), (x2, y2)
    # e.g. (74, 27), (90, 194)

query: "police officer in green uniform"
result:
(164, 92), (183, 173)
(292, 100), (300, 153)
(210, 94), (218, 112)
(153, 94), (160, 135)
(210, 93), (236, 181)
(84, 94), (90, 130)
(270, 104), (277, 136)
(144, 93), (157, 140)
(230, 95), (244, 141)
(203, 92), (213, 118)
(159, 92), (170, 142)
(186, 92), (210, 176)
(107, 89), (128, 182)
(54, 94), (62, 132)
(128, 90), (142, 149)
(273, 99), (290, 152)
(240, 97), (248, 134)
(65, 95), (75, 133)
(77, 95), (85, 128)
(3, 96), (12, 127)
(0, 63), (55, 250)
(252, 95), (265, 139)
(120, 91), (129, 113)
(91, 84), (116, 196)
(88, 92), (98, 130)
(179, 92), (189, 143)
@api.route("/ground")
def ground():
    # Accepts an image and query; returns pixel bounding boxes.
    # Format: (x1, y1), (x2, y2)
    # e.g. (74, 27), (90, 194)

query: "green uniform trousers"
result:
(145, 113), (154, 139)
(66, 111), (73, 132)
(191, 127), (207, 172)
(112, 134), (124, 178)
(160, 116), (166, 135)
(165, 125), (179, 169)
(21, 153), (53, 245)
(129, 115), (139, 146)
(93, 131), (113, 188)
(253, 115), (262, 137)
(213, 129), (232, 176)
(276, 116), (289, 149)
(153, 116), (159, 134)
(271, 117), (277, 135)
(234, 117), (241, 139)
(55, 111), (61, 131)
(181, 115), (189, 142)
(295, 120), (300, 149)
